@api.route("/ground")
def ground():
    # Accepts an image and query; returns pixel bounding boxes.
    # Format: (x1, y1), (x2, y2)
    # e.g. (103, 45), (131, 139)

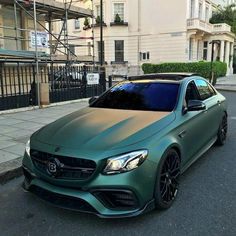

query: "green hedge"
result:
(142, 61), (227, 84)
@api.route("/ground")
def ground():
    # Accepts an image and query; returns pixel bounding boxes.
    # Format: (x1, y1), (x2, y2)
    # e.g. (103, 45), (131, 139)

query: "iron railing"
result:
(0, 62), (107, 111)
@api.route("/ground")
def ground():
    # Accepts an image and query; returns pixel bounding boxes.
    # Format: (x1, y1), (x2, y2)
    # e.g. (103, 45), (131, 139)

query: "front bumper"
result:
(22, 152), (157, 218)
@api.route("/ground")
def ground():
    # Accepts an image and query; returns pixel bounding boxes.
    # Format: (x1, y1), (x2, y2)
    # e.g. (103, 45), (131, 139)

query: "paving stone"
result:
(11, 121), (43, 130)
(2, 143), (26, 156)
(0, 140), (18, 149)
(4, 113), (37, 121)
(0, 150), (20, 164)
(0, 118), (24, 126)
(0, 136), (11, 141)
(4, 130), (33, 140)
(0, 126), (20, 134)
(29, 117), (58, 124)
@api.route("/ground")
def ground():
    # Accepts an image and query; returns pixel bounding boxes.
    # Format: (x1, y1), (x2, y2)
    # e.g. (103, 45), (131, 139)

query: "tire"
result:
(154, 149), (181, 209)
(215, 115), (228, 146)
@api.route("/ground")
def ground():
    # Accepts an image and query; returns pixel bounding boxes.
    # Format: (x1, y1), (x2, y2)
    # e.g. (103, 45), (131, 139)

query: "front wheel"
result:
(216, 115), (228, 146)
(154, 149), (181, 209)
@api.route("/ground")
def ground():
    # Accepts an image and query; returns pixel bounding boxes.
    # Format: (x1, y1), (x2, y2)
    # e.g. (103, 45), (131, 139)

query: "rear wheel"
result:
(154, 149), (181, 209)
(216, 115), (228, 146)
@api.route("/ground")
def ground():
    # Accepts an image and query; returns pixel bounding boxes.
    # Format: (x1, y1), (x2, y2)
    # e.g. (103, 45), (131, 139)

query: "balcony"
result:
(187, 18), (212, 34)
(212, 23), (232, 33)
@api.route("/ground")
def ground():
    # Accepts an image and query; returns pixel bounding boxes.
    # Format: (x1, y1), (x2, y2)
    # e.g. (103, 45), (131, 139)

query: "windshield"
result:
(90, 82), (179, 112)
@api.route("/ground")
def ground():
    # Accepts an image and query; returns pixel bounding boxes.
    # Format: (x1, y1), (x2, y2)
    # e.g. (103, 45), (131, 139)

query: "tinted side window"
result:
(195, 79), (214, 100)
(185, 81), (200, 105)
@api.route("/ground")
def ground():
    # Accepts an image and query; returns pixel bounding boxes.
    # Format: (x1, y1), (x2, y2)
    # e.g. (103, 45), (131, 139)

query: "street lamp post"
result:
(100, 0), (104, 66)
(209, 40), (221, 85)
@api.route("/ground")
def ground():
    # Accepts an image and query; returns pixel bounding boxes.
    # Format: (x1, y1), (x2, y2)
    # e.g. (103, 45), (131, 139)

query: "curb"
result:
(0, 98), (90, 115)
(0, 157), (23, 185)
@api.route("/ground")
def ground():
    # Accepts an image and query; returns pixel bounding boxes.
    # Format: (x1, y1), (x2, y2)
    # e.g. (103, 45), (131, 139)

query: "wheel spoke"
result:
(161, 172), (168, 177)
(159, 152), (180, 204)
(161, 184), (168, 198)
(170, 167), (179, 175)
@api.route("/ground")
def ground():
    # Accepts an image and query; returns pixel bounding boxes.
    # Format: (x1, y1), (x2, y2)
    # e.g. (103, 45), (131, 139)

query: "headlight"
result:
(25, 140), (30, 156)
(103, 150), (148, 175)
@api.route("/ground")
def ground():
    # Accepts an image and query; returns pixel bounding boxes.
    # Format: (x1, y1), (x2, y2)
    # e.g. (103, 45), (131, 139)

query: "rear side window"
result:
(195, 79), (215, 100)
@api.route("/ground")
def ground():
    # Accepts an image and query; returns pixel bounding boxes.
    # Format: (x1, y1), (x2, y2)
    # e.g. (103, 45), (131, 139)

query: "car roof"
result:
(128, 73), (199, 83)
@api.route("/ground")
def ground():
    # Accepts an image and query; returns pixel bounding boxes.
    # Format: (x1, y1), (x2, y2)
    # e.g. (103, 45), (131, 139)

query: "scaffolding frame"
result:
(0, 0), (94, 64)
(0, 0), (95, 108)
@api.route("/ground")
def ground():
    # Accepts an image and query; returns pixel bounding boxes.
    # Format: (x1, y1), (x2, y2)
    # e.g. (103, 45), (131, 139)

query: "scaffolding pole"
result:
(13, 1), (19, 50)
(33, 0), (40, 108)
(53, 0), (73, 55)
(92, 0), (95, 67)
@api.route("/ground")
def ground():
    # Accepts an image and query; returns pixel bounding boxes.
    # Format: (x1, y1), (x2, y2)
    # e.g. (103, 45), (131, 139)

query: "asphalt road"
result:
(0, 91), (236, 236)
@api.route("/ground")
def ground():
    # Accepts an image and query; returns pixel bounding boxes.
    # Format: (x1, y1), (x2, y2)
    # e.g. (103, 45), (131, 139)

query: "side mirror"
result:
(187, 100), (206, 112)
(89, 96), (98, 105)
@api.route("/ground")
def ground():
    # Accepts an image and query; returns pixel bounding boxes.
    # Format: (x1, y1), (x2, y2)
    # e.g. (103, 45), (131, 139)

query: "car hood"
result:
(33, 107), (175, 151)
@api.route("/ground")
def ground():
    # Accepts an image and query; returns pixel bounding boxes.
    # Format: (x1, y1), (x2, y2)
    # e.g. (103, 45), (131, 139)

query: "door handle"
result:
(178, 130), (187, 138)
(217, 100), (221, 106)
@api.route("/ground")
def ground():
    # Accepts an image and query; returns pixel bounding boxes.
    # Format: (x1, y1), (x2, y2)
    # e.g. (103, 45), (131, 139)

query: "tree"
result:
(84, 17), (90, 27)
(114, 13), (122, 23)
(210, 4), (236, 34)
(96, 15), (101, 24)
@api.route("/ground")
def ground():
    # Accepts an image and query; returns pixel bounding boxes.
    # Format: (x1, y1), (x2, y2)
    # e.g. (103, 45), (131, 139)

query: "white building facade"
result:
(57, 0), (235, 76)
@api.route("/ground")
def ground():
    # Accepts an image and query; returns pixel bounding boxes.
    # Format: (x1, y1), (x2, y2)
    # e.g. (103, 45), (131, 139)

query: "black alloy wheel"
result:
(155, 149), (181, 209)
(216, 115), (228, 146)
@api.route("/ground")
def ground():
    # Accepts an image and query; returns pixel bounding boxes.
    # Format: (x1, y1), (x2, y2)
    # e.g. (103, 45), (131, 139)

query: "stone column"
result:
(229, 42), (234, 74)
(39, 83), (50, 106)
(207, 41), (212, 61)
(195, 0), (199, 18)
(202, 0), (206, 21)
(225, 41), (230, 74)
(220, 40), (225, 62)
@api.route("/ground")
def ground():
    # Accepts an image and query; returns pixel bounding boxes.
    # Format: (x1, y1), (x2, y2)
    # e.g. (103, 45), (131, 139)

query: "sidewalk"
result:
(0, 100), (88, 184)
(215, 74), (236, 92)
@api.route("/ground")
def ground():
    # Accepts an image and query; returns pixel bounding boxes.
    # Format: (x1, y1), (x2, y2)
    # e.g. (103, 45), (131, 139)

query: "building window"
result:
(199, 2), (203, 19)
(113, 3), (124, 21)
(97, 41), (105, 62)
(96, 5), (104, 19)
(115, 40), (124, 62)
(205, 6), (209, 22)
(189, 38), (193, 60)
(190, 0), (195, 18)
(203, 41), (208, 60)
(75, 19), (80, 29)
(140, 52), (150, 61)
(96, 5), (100, 17)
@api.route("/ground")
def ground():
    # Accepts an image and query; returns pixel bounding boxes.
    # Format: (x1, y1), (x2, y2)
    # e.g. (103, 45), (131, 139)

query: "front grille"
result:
(30, 149), (96, 180)
(30, 185), (97, 214)
(93, 190), (138, 210)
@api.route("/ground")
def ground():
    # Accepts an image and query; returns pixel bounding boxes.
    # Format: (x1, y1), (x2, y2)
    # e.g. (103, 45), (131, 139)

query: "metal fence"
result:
(0, 62), (106, 111)
(49, 65), (106, 103)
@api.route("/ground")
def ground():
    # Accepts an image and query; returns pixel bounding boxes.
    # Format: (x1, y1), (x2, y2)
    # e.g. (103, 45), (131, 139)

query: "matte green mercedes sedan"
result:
(22, 73), (227, 218)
